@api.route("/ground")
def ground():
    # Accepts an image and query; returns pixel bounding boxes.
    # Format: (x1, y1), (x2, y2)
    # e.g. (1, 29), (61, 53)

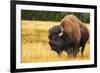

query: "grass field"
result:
(21, 20), (90, 63)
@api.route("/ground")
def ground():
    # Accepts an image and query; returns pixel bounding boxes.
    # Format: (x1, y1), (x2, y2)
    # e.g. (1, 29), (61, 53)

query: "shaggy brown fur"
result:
(79, 23), (89, 57)
(60, 15), (81, 50)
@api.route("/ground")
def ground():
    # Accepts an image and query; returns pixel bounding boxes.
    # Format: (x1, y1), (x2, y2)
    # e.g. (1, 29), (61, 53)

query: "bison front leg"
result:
(81, 45), (85, 57)
(71, 44), (79, 58)
(65, 48), (73, 58)
(73, 48), (80, 58)
(66, 48), (79, 58)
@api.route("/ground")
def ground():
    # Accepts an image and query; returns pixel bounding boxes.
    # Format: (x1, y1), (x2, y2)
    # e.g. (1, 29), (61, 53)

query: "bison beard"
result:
(48, 15), (89, 58)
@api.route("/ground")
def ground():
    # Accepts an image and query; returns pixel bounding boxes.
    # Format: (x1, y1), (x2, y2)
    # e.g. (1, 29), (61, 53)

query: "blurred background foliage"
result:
(21, 10), (90, 23)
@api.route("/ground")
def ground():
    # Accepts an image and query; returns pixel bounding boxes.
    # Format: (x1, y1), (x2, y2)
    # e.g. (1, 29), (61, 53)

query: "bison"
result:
(48, 15), (89, 58)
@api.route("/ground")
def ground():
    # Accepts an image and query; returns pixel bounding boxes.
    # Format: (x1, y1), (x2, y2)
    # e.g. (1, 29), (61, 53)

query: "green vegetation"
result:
(21, 10), (90, 23)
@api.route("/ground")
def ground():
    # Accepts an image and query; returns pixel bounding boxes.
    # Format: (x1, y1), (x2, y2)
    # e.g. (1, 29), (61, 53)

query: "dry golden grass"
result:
(21, 20), (90, 63)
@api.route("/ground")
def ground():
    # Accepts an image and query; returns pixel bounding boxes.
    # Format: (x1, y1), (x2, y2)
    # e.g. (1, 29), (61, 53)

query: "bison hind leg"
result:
(81, 44), (86, 57)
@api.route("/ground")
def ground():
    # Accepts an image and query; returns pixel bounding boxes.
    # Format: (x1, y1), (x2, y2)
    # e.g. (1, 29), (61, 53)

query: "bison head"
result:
(48, 25), (69, 55)
(48, 25), (64, 39)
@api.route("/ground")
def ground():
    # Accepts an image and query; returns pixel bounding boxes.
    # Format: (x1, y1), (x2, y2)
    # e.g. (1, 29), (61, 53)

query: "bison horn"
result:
(59, 26), (64, 36)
